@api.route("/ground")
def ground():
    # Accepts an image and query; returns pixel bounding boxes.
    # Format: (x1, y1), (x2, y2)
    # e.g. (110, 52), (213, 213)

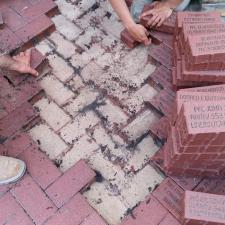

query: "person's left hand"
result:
(12, 49), (38, 76)
(141, 3), (172, 27)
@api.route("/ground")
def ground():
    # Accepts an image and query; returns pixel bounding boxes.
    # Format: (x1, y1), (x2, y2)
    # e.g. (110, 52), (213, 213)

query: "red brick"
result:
(120, 195), (168, 225)
(0, 102), (37, 141)
(4, 133), (33, 157)
(149, 116), (170, 141)
(149, 43), (172, 70)
(187, 33), (225, 64)
(46, 160), (96, 208)
(21, 0), (57, 21)
(159, 213), (181, 225)
(170, 176), (202, 191)
(149, 30), (173, 49)
(182, 84), (225, 93)
(148, 89), (175, 117)
(0, 192), (33, 225)
(45, 193), (94, 225)
(9, 0), (32, 14)
(11, 174), (57, 225)
(149, 65), (173, 90)
(18, 143), (62, 189)
(15, 14), (55, 44)
(81, 213), (107, 225)
(152, 178), (184, 222)
(121, 29), (139, 49)
(184, 191), (225, 224)
(0, 6), (25, 31)
(0, 26), (23, 53)
(0, 185), (9, 197)
(194, 178), (225, 195)
(1, 80), (42, 112)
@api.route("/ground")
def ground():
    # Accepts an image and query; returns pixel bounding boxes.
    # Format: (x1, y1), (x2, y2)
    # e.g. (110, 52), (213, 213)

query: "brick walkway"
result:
(0, 0), (170, 224)
(30, 1), (166, 224)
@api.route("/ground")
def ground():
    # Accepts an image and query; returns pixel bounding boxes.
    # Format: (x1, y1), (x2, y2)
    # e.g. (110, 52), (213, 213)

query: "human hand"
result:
(126, 23), (151, 45)
(12, 49), (38, 76)
(141, 3), (172, 27)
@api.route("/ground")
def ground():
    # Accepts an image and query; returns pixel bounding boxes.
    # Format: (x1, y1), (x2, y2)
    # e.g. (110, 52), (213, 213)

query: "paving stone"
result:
(120, 165), (164, 208)
(4, 133), (34, 157)
(29, 124), (68, 159)
(18, 143), (62, 189)
(125, 135), (159, 172)
(83, 181), (128, 225)
(67, 76), (85, 92)
(44, 193), (94, 225)
(35, 39), (54, 55)
(81, 212), (107, 225)
(59, 111), (100, 145)
(40, 74), (74, 105)
(0, 193), (33, 225)
(49, 32), (76, 58)
(75, 6), (106, 30)
(64, 87), (99, 117)
(20, 0), (57, 21)
(122, 110), (158, 142)
(101, 12), (124, 39)
(75, 0), (97, 11)
(15, 14), (54, 43)
(52, 15), (82, 41)
(46, 160), (96, 208)
(120, 194), (168, 225)
(0, 102), (37, 140)
(70, 50), (93, 69)
(48, 54), (74, 82)
(123, 84), (158, 115)
(55, 0), (83, 20)
(88, 149), (126, 183)
(35, 98), (71, 131)
(11, 175), (57, 225)
(88, 125), (130, 160)
(96, 99), (128, 131)
(60, 135), (99, 172)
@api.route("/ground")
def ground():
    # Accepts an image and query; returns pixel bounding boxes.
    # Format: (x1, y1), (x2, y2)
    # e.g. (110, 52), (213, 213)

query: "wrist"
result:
(124, 20), (136, 30)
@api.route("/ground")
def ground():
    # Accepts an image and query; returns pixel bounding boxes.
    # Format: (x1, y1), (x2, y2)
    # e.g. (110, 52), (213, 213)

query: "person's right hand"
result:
(126, 23), (151, 46)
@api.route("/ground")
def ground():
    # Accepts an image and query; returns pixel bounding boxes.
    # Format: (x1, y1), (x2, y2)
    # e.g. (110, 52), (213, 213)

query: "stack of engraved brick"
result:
(172, 11), (225, 88)
(164, 86), (225, 177)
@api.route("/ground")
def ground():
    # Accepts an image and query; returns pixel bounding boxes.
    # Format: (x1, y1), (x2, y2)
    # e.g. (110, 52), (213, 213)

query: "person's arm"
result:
(0, 50), (38, 76)
(109, 0), (151, 45)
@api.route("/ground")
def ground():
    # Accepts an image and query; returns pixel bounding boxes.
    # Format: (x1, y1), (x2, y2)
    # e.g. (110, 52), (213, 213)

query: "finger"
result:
(141, 9), (155, 17)
(157, 16), (166, 27)
(19, 52), (25, 56)
(143, 38), (152, 46)
(26, 67), (39, 76)
(147, 14), (159, 27)
(151, 15), (161, 27)
(25, 49), (32, 64)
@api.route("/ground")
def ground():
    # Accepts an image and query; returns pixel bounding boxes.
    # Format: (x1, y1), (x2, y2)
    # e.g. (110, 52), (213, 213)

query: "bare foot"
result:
(12, 49), (38, 76)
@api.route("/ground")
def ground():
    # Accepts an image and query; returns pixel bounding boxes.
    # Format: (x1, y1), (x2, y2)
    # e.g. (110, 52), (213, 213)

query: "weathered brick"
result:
(81, 212), (107, 225)
(59, 111), (100, 144)
(46, 160), (96, 207)
(34, 98), (71, 131)
(29, 124), (68, 159)
(40, 74), (74, 105)
(52, 15), (82, 40)
(48, 54), (74, 82)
